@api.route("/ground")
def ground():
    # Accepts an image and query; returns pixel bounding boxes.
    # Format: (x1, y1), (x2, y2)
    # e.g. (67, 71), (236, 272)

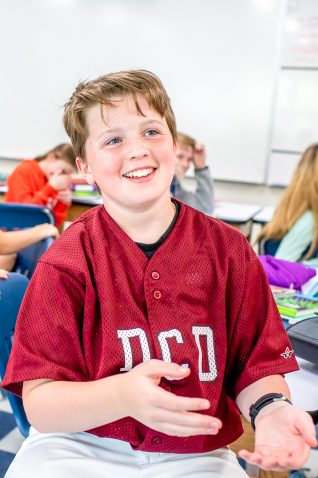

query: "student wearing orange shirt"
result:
(5, 144), (76, 227)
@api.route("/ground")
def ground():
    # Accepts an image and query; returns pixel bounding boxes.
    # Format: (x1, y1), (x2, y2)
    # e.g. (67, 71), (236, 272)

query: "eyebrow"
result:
(96, 119), (164, 141)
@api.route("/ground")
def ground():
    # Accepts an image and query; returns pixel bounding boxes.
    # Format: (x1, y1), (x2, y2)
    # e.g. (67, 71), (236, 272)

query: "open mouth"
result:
(123, 167), (155, 179)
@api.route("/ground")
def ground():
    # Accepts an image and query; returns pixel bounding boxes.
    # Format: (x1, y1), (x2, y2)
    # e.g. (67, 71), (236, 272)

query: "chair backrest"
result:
(14, 236), (54, 278)
(258, 237), (281, 256)
(0, 202), (55, 231)
(259, 237), (318, 259)
(0, 273), (30, 437)
(0, 203), (55, 278)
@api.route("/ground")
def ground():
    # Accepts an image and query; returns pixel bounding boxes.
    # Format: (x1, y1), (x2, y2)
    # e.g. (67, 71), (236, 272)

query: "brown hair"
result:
(64, 69), (177, 160)
(34, 143), (76, 169)
(177, 132), (196, 149)
(258, 144), (318, 259)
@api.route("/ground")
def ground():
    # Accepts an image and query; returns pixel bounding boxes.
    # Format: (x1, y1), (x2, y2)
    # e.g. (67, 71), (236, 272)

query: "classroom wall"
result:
(0, 0), (302, 185)
(267, 0), (318, 186)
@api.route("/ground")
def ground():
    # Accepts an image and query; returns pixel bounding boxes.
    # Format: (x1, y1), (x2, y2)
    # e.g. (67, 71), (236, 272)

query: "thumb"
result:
(295, 413), (318, 447)
(143, 360), (190, 380)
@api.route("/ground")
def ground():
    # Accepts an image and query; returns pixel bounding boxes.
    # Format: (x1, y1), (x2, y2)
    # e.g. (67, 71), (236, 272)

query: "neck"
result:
(103, 195), (176, 243)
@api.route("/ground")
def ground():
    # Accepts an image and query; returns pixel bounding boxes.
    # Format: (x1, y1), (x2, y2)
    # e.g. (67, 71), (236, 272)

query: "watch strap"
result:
(249, 393), (292, 431)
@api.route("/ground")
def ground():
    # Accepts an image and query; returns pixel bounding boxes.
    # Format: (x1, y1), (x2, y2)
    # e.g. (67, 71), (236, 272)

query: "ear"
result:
(76, 157), (95, 185)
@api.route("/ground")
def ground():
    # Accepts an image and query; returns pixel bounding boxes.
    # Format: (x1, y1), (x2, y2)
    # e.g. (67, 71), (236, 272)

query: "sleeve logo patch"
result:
(280, 347), (294, 359)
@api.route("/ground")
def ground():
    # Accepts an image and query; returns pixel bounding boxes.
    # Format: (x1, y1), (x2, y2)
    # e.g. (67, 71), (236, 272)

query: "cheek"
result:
(93, 154), (122, 181)
(159, 143), (176, 167)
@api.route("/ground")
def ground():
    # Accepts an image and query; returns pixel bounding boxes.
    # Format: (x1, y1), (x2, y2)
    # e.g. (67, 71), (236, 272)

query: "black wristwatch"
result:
(249, 393), (292, 431)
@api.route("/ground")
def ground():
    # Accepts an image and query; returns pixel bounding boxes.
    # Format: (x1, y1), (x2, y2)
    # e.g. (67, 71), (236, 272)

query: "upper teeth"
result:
(124, 168), (153, 178)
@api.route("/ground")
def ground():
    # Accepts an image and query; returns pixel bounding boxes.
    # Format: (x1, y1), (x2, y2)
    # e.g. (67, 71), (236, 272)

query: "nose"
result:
(126, 139), (149, 160)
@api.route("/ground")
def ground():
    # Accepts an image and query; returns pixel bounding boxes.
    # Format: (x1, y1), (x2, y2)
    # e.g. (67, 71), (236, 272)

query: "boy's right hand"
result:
(49, 171), (72, 191)
(118, 359), (222, 437)
(192, 142), (206, 169)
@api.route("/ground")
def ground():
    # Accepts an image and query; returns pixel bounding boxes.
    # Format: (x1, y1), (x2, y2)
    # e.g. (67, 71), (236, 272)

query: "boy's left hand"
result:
(238, 404), (317, 471)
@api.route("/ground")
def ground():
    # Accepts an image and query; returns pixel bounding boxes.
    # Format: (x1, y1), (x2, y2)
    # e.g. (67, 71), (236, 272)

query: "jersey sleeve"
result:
(2, 260), (88, 397)
(225, 236), (299, 398)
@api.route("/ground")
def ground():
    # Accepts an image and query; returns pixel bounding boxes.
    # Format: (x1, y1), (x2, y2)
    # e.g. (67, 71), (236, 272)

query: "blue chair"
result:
(0, 202), (55, 230)
(258, 237), (281, 256)
(259, 237), (318, 259)
(0, 273), (30, 437)
(0, 203), (55, 278)
(14, 236), (54, 278)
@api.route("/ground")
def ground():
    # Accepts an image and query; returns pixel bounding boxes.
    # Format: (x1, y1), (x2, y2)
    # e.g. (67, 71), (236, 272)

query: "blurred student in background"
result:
(258, 144), (318, 262)
(5, 144), (76, 227)
(0, 224), (58, 278)
(171, 132), (214, 215)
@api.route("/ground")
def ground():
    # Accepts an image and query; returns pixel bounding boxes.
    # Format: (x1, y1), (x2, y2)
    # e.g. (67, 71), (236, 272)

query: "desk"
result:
(252, 206), (275, 225)
(213, 201), (261, 224)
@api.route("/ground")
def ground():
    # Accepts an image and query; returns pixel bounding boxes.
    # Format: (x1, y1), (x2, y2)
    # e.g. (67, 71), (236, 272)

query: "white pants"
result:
(6, 427), (248, 478)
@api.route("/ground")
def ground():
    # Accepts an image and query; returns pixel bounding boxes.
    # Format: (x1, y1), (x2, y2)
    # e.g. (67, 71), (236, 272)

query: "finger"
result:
(0, 269), (9, 279)
(157, 421), (221, 438)
(155, 408), (222, 430)
(143, 360), (191, 380)
(238, 450), (265, 465)
(155, 388), (211, 412)
(294, 413), (318, 447)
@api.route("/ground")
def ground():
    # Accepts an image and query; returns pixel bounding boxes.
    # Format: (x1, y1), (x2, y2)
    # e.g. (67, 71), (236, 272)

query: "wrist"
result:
(254, 400), (291, 427)
(249, 393), (292, 430)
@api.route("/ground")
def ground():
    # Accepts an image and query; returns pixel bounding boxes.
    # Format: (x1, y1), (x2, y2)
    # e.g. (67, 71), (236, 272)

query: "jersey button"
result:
(152, 271), (160, 280)
(153, 290), (161, 300)
(151, 436), (162, 445)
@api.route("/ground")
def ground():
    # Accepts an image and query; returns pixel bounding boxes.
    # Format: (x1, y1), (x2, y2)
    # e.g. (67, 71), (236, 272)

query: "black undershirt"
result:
(136, 201), (180, 258)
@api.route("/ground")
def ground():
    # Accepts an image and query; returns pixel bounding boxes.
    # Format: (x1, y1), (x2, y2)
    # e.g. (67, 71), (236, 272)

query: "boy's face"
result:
(77, 95), (176, 212)
(176, 144), (194, 174)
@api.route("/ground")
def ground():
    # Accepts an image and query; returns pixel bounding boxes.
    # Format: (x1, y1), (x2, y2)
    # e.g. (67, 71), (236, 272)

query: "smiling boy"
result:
(2, 70), (316, 478)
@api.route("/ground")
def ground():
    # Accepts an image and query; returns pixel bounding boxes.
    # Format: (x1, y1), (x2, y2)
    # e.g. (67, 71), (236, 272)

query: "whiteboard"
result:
(271, 69), (318, 152)
(267, 151), (301, 186)
(267, 0), (318, 185)
(0, 0), (284, 183)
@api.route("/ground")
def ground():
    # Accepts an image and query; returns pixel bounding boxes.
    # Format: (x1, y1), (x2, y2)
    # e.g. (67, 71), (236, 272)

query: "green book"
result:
(276, 294), (318, 318)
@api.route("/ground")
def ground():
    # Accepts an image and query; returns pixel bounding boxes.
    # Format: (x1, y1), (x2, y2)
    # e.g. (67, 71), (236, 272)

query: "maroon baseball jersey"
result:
(3, 202), (298, 453)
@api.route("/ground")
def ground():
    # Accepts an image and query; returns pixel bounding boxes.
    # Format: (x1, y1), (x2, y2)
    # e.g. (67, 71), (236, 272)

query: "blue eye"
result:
(145, 129), (159, 137)
(107, 137), (121, 146)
